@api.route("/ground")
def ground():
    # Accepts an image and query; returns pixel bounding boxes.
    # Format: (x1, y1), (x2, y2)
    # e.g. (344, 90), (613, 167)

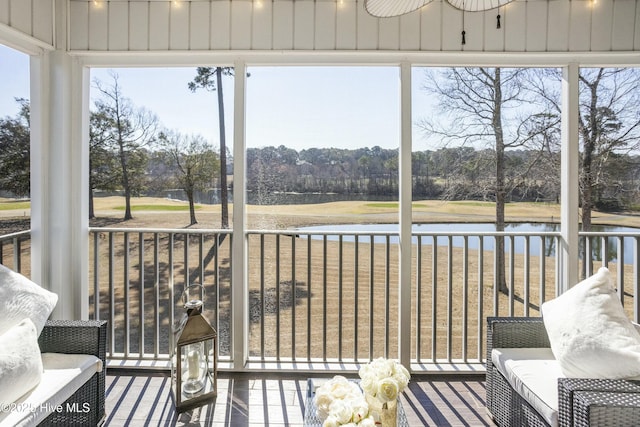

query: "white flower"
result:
(359, 375), (376, 396)
(358, 358), (410, 406)
(350, 397), (369, 423)
(314, 376), (372, 426)
(323, 415), (339, 427)
(359, 416), (376, 427)
(376, 378), (399, 403)
(329, 399), (353, 424)
(315, 388), (334, 420)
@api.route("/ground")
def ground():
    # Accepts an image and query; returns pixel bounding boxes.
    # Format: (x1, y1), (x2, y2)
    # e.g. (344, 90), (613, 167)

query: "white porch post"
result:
(560, 63), (580, 293)
(30, 0), (90, 319)
(398, 62), (412, 368)
(232, 60), (248, 369)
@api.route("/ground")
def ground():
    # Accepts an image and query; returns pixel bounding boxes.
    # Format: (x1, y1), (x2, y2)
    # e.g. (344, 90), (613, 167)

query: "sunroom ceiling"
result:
(2, 0), (640, 58)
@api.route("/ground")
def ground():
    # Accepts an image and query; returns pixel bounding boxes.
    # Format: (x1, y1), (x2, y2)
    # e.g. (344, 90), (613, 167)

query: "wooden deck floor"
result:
(104, 372), (494, 426)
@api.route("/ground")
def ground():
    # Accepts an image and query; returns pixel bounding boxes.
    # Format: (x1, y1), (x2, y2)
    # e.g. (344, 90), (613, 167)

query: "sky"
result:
(0, 44), (438, 152)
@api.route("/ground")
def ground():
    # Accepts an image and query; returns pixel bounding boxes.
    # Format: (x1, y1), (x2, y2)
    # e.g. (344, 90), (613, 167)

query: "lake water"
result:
(297, 223), (640, 264)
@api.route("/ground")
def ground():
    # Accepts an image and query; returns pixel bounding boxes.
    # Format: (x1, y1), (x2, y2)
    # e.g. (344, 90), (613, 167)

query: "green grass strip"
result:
(0, 201), (31, 211)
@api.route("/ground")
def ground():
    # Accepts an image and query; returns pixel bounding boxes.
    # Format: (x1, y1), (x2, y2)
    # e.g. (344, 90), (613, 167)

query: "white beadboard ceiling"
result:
(2, 0), (640, 57)
(68, 0), (640, 53)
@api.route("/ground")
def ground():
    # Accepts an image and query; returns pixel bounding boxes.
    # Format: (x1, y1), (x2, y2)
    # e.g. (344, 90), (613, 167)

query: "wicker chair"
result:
(37, 320), (107, 427)
(486, 317), (640, 427)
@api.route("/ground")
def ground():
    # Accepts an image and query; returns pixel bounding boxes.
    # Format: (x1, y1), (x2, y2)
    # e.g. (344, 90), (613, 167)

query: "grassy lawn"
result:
(2, 196), (640, 229)
(113, 204), (201, 212)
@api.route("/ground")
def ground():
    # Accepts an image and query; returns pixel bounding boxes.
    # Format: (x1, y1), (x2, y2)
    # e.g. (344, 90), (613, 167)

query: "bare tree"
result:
(418, 67), (559, 294)
(188, 67), (233, 229)
(577, 69), (640, 230)
(93, 72), (158, 220)
(158, 131), (220, 225)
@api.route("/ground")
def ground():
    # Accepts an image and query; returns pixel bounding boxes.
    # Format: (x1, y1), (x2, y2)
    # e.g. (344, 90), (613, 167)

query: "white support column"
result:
(560, 63), (580, 293)
(398, 62), (412, 368)
(30, 0), (90, 319)
(232, 60), (248, 370)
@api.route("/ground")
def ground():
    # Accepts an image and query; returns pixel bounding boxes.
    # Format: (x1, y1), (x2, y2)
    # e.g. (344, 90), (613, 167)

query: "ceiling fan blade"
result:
(364, 0), (433, 17)
(445, 0), (517, 12)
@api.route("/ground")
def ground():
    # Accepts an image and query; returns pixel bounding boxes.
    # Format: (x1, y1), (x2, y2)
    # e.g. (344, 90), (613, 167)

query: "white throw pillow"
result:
(0, 264), (57, 336)
(541, 267), (640, 379)
(0, 318), (44, 407)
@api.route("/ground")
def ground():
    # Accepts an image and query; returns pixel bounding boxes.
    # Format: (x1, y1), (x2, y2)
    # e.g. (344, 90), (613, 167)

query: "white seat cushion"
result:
(0, 353), (102, 427)
(492, 347), (565, 427)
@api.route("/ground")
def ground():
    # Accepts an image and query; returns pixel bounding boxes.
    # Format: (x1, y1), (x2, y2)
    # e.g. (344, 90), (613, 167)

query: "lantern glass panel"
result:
(181, 341), (207, 395)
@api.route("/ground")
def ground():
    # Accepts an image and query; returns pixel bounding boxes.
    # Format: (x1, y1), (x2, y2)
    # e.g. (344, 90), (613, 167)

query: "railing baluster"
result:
(462, 235), (468, 362)
(213, 234), (220, 339)
(416, 235), (422, 363)
(431, 235), (437, 362)
(307, 234), (312, 361)
(93, 232), (100, 321)
(168, 233), (175, 360)
(339, 235), (343, 361)
(291, 234), (296, 361)
(124, 232), (130, 358)
(184, 233), (190, 290)
(540, 236), (546, 308)
(447, 235), (453, 363)
(154, 233), (160, 358)
(13, 235), (20, 272)
(109, 232), (115, 356)
(323, 235), (328, 361)
(260, 234), (265, 359)
(493, 236), (499, 317)
(618, 236), (624, 305)
(369, 235), (374, 360)
(385, 235), (391, 359)
(586, 236), (593, 277)
(276, 234), (281, 361)
(635, 236), (640, 323)
(509, 235), (515, 317)
(354, 235), (359, 362)
(138, 232), (145, 357)
(524, 235), (530, 317)
(477, 236), (484, 363)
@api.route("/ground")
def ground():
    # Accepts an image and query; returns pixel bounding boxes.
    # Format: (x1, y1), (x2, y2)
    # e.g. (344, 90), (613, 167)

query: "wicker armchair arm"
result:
(38, 320), (107, 362)
(486, 316), (552, 419)
(487, 317), (551, 351)
(558, 378), (640, 427)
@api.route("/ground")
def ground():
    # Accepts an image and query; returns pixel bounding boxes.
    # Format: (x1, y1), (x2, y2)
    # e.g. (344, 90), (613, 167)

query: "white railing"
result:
(89, 228), (233, 366)
(0, 226), (626, 371)
(0, 230), (30, 276)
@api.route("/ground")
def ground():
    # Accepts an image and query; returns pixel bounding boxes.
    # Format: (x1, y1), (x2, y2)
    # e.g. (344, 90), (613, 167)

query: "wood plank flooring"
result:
(104, 372), (494, 426)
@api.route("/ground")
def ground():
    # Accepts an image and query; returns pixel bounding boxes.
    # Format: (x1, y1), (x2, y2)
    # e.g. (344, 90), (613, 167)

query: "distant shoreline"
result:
(2, 196), (640, 231)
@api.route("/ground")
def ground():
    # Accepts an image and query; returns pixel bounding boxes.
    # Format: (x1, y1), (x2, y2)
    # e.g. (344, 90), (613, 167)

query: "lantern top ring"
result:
(185, 299), (203, 311)
(182, 284), (206, 306)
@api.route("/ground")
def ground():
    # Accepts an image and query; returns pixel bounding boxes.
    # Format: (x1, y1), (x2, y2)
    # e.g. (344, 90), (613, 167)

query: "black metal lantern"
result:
(172, 285), (217, 412)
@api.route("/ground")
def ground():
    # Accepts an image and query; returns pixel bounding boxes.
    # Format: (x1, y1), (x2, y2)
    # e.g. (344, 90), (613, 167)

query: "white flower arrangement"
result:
(314, 376), (376, 427)
(359, 357), (411, 404)
(313, 359), (410, 427)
